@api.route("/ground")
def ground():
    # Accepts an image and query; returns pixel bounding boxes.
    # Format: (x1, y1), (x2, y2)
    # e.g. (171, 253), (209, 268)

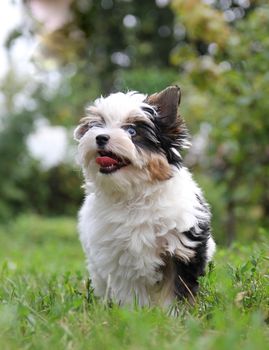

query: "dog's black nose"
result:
(96, 134), (110, 147)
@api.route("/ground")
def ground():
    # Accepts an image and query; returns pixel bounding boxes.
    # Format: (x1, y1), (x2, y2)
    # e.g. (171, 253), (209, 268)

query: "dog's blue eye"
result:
(126, 127), (136, 137)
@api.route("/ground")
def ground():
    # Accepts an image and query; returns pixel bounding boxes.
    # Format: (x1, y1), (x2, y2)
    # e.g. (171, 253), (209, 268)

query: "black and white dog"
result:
(74, 86), (215, 307)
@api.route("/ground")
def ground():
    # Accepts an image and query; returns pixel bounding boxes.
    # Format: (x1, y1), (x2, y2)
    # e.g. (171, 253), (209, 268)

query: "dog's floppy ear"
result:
(145, 85), (181, 123)
(74, 118), (90, 141)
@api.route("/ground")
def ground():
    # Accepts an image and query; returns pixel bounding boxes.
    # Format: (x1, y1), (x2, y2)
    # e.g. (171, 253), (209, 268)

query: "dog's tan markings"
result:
(147, 155), (172, 182)
(74, 116), (94, 140)
(74, 122), (90, 140)
(75, 109), (105, 140)
(150, 253), (176, 305)
(155, 236), (168, 256)
(168, 125), (182, 137)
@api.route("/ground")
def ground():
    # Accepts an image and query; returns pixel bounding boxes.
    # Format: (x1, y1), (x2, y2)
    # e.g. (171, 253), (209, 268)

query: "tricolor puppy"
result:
(74, 86), (216, 308)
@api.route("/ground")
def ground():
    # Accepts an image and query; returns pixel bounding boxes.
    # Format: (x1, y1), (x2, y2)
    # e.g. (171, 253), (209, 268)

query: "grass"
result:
(0, 215), (268, 350)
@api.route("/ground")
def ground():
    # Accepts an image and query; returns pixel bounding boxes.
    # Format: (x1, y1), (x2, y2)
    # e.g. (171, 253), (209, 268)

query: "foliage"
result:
(172, 0), (230, 47)
(0, 104), (83, 220)
(0, 215), (268, 349)
(21, 162), (83, 216)
(27, 0), (177, 93)
(0, 63), (85, 220)
(1, 0), (268, 243)
(0, 78), (36, 220)
(1, 0), (178, 221)
(170, 0), (269, 243)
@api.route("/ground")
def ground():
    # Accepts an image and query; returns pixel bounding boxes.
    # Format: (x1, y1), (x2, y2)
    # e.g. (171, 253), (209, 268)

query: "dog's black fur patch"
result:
(161, 193), (212, 302)
(123, 121), (160, 153)
(127, 109), (189, 168)
(139, 85), (190, 167)
(153, 114), (188, 167)
(173, 222), (211, 300)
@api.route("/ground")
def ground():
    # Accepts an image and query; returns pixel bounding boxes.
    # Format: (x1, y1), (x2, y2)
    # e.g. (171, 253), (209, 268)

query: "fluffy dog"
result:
(74, 86), (216, 307)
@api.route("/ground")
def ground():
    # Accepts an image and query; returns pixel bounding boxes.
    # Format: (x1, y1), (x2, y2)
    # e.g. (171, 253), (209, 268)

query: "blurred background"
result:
(0, 0), (268, 245)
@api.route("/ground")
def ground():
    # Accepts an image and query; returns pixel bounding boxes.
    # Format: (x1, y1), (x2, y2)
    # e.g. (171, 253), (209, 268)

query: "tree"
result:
(23, 0), (177, 94)
(171, 0), (269, 243)
(2, 0), (268, 243)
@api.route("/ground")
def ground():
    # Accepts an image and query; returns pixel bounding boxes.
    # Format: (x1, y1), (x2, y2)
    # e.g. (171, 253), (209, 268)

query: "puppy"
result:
(74, 86), (216, 307)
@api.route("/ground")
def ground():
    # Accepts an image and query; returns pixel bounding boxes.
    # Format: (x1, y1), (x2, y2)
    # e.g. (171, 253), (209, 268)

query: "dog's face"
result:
(74, 86), (189, 190)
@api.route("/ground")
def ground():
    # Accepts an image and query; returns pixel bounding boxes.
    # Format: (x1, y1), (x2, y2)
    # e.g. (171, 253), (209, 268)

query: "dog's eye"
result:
(126, 127), (136, 137)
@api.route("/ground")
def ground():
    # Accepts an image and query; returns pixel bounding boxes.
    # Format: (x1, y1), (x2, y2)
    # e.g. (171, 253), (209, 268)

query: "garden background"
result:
(0, 1), (268, 349)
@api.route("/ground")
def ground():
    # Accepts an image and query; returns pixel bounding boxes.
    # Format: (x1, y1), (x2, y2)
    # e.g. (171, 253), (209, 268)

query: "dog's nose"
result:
(96, 134), (110, 147)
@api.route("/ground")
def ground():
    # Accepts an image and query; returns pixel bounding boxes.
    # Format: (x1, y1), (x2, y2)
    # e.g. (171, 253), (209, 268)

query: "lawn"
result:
(0, 215), (268, 350)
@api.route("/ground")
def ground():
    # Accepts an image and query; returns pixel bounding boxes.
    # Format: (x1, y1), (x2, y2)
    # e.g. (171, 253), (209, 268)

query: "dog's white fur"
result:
(75, 91), (216, 307)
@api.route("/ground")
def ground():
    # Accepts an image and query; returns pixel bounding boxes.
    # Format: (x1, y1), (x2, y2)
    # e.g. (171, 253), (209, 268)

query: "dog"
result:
(74, 86), (216, 308)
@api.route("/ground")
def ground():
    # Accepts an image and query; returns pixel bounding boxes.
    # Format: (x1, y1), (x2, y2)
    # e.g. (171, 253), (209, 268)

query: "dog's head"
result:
(74, 86), (190, 192)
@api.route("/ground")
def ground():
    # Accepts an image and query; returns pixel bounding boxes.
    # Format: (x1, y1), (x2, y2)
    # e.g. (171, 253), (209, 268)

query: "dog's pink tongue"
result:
(96, 156), (118, 167)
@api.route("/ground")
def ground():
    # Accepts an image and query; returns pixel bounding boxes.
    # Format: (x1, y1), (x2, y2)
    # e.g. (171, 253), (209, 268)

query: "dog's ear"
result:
(145, 85), (181, 123)
(74, 119), (90, 141)
(145, 86), (189, 160)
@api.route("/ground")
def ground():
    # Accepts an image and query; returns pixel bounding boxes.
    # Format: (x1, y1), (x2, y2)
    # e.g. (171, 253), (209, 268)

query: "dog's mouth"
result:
(96, 150), (131, 174)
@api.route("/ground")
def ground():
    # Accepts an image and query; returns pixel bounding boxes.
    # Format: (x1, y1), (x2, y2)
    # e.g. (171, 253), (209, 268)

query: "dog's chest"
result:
(86, 199), (177, 284)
